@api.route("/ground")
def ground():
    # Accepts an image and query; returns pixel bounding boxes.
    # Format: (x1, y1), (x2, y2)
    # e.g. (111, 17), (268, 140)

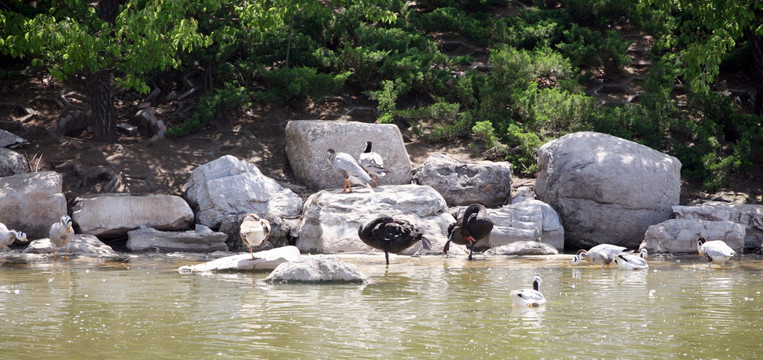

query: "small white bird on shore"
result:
(697, 237), (736, 267)
(49, 215), (74, 261)
(0, 223), (28, 250)
(240, 213), (271, 260)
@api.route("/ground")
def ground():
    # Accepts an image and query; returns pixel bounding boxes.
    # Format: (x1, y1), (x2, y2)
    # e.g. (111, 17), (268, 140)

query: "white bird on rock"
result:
(240, 213), (271, 260)
(697, 237), (736, 267)
(0, 223), (28, 250)
(358, 141), (390, 186)
(327, 148), (374, 193)
(510, 274), (546, 308)
(49, 215), (74, 261)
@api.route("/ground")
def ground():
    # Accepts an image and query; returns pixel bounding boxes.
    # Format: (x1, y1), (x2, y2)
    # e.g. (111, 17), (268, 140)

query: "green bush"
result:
(167, 84), (251, 137)
(253, 67), (350, 106)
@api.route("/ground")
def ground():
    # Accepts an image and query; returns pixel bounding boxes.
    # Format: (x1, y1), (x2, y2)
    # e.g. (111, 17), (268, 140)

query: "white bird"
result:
(614, 249), (649, 270)
(49, 215), (74, 261)
(510, 274), (546, 308)
(240, 213), (271, 260)
(571, 244), (627, 267)
(358, 141), (390, 186)
(0, 223), (28, 250)
(697, 237), (736, 266)
(327, 148), (374, 192)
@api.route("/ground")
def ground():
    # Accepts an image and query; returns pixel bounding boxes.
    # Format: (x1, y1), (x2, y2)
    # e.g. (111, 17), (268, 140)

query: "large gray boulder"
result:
(285, 120), (412, 190)
(486, 200), (564, 251)
(0, 171), (67, 239)
(0, 148), (28, 177)
(126, 225), (228, 252)
(295, 184), (461, 255)
(23, 234), (117, 257)
(184, 155), (303, 229)
(414, 153), (512, 207)
(641, 219), (745, 254)
(535, 132), (681, 249)
(178, 246), (301, 273)
(72, 194), (194, 238)
(673, 201), (763, 253)
(264, 255), (369, 284)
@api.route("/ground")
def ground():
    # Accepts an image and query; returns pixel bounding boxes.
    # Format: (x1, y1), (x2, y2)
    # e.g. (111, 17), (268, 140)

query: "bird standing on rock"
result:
(443, 203), (493, 260)
(327, 149), (374, 193)
(240, 213), (271, 260)
(358, 141), (390, 186)
(358, 216), (431, 265)
(0, 223), (28, 250)
(49, 215), (74, 261)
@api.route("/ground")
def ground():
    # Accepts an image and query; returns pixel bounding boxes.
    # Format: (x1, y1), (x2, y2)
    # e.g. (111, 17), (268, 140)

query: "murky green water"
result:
(1, 254), (761, 359)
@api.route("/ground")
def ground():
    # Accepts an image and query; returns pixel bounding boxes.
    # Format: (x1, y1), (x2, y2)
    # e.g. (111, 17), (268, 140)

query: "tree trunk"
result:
(87, 71), (118, 142)
(85, 0), (120, 142)
(750, 32), (763, 115)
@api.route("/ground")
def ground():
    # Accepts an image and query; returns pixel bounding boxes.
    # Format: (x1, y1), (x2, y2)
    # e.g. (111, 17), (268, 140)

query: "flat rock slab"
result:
(485, 241), (559, 256)
(264, 255), (369, 284)
(22, 234), (118, 257)
(177, 246), (301, 273)
(127, 226), (228, 252)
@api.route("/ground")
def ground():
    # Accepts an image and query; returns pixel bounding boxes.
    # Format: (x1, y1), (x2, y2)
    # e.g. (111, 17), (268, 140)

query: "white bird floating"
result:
(572, 244), (627, 267)
(614, 249), (649, 270)
(697, 237), (736, 267)
(358, 141), (390, 186)
(510, 274), (546, 308)
(49, 215), (74, 261)
(0, 222), (28, 250)
(240, 213), (271, 260)
(327, 148), (374, 192)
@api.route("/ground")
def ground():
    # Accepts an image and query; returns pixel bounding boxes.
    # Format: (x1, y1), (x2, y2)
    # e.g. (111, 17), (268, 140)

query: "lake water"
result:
(1, 254), (761, 359)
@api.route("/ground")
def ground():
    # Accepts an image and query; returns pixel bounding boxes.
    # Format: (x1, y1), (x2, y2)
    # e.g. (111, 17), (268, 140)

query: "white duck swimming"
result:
(49, 215), (74, 260)
(614, 249), (649, 270)
(240, 213), (271, 260)
(327, 149), (374, 192)
(358, 141), (390, 186)
(571, 244), (627, 267)
(0, 223), (28, 250)
(510, 274), (546, 308)
(697, 237), (736, 266)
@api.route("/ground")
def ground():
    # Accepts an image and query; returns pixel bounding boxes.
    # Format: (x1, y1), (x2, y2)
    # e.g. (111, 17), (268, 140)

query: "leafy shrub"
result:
(556, 25), (630, 70)
(253, 67), (350, 105)
(505, 123), (543, 175)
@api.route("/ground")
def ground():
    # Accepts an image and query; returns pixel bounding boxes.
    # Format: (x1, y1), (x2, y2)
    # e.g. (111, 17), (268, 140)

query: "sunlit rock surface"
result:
(673, 201), (763, 253)
(285, 120), (411, 190)
(184, 155), (302, 229)
(0, 171), (67, 239)
(126, 225), (228, 252)
(295, 184), (463, 255)
(413, 153), (512, 207)
(485, 241), (559, 255)
(23, 234), (117, 257)
(264, 255), (369, 284)
(73, 194), (194, 238)
(178, 246), (300, 273)
(642, 219), (746, 254)
(535, 132), (681, 249)
(0, 148), (28, 177)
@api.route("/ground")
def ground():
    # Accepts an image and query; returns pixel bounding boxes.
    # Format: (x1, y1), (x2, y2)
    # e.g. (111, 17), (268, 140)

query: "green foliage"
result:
(167, 83), (251, 137)
(556, 25), (631, 70)
(505, 123), (543, 175)
(253, 67), (350, 105)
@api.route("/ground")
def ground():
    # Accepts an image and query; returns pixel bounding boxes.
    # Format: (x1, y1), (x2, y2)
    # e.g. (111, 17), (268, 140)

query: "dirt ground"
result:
(1, 70), (759, 211)
(2, 74), (539, 212)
